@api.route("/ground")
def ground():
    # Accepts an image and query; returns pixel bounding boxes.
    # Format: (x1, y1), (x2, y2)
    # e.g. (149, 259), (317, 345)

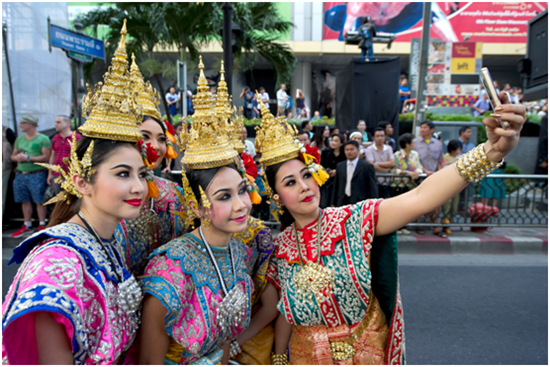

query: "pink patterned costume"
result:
(141, 233), (253, 364)
(2, 223), (141, 365)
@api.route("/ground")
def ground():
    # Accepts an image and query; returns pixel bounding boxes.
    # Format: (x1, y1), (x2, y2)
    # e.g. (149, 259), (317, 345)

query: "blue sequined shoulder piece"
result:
(10, 223), (124, 284)
(149, 234), (249, 294)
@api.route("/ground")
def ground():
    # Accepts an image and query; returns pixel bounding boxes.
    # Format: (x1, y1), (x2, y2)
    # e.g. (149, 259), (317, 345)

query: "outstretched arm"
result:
(376, 101), (525, 236)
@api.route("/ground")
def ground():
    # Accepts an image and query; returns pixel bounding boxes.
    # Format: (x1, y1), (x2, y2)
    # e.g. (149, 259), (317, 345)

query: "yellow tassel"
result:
(313, 167), (330, 186)
(166, 131), (177, 144)
(166, 144), (178, 159)
(249, 189), (262, 205)
(147, 180), (159, 198)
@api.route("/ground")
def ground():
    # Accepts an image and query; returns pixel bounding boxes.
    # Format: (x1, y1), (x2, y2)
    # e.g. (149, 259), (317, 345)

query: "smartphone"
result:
(480, 67), (510, 129)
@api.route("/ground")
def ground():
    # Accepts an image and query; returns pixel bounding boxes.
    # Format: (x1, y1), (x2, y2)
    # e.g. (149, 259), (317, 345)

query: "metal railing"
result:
(168, 171), (548, 228)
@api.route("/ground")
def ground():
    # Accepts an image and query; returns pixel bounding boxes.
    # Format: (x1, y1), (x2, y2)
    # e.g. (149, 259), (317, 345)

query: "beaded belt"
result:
(329, 292), (377, 361)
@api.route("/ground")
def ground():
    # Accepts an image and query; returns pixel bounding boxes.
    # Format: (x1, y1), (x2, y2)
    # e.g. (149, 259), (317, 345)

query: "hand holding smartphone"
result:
(480, 67), (510, 129)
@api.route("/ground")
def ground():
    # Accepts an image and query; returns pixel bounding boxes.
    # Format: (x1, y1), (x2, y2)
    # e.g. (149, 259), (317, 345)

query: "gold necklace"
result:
(292, 209), (334, 306)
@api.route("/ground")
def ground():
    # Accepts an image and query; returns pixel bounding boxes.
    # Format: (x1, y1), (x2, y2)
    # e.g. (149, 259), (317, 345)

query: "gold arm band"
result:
(271, 353), (289, 365)
(455, 144), (504, 183)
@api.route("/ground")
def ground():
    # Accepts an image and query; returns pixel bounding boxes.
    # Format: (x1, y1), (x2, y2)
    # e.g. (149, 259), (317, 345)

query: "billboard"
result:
(324, 2), (547, 43)
(415, 41), (483, 107)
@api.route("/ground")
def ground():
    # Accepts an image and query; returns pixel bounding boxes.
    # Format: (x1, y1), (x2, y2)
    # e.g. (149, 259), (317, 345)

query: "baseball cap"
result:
(21, 115), (38, 125)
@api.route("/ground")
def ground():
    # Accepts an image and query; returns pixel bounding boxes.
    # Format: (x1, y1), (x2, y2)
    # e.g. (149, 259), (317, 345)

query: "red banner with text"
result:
(323, 2), (547, 43)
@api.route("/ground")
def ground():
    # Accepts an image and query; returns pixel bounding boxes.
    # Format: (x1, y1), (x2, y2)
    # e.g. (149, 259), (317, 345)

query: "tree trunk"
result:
(155, 73), (172, 124)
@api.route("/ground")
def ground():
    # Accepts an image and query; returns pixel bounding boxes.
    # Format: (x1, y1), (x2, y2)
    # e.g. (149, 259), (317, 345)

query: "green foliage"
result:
(526, 113), (542, 124)
(232, 2), (297, 87)
(139, 58), (176, 80)
(241, 117), (336, 126)
(79, 3), (296, 88)
(477, 124), (487, 144)
(503, 162), (521, 175)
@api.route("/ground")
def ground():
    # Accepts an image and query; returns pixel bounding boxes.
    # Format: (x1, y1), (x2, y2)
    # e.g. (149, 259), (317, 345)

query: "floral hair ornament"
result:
(37, 132), (96, 205)
(235, 152), (262, 204)
(297, 142), (330, 186)
(162, 119), (179, 159)
(137, 139), (160, 198)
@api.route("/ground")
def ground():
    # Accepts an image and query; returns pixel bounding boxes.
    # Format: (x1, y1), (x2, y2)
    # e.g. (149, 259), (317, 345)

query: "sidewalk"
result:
(3, 226), (548, 255)
(397, 226), (548, 255)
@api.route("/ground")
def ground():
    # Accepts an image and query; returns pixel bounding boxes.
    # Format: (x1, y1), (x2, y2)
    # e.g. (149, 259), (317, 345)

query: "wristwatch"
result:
(26, 155), (30, 162)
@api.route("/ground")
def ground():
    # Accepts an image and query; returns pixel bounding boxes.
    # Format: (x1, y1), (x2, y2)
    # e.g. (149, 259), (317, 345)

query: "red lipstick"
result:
(232, 215), (247, 223)
(302, 195), (314, 203)
(124, 199), (143, 207)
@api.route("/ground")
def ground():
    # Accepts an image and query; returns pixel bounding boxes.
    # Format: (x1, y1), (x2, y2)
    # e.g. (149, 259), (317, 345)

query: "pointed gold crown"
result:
(180, 56), (237, 169)
(255, 97), (300, 166)
(80, 19), (143, 142)
(214, 61), (246, 154)
(229, 106), (246, 154)
(130, 53), (162, 121)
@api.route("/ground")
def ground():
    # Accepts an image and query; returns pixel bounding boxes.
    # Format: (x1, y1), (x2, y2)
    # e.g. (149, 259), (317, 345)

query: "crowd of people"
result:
(241, 118), (495, 238)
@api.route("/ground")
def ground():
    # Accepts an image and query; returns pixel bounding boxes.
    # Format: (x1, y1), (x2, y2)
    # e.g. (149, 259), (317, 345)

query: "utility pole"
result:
(222, 2), (233, 94)
(73, 21), (85, 126)
(412, 2), (432, 134)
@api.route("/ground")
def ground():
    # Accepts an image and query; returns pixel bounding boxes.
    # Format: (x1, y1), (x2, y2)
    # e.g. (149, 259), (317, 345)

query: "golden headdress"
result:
(37, 132), (95, 204)
(80, 19), (143, 142)
(255, 96), (329, 188)
(37, 21), (144, 205)
(130, 53), (162, 121)
(255, 97), (300, 166)
(179, 56), (237, 169)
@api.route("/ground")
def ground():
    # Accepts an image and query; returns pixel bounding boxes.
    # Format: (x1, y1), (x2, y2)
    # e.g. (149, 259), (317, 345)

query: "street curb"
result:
(398, 235), (548, 255)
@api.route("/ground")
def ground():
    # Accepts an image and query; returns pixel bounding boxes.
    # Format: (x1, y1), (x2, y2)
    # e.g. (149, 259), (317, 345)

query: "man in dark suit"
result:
(332, 140), (378, 207)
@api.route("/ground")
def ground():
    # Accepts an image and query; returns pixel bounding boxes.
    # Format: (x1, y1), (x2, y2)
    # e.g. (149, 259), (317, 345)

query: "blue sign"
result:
(49, 23), (105, 60)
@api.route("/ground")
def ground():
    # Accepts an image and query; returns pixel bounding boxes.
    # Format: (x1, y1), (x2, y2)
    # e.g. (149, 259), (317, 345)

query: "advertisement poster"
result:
(421, 41), (483, 107)
(324, 2), (547, 43)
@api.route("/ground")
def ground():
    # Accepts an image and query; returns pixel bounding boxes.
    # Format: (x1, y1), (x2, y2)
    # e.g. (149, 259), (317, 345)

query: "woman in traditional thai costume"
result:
(138, 58), (255, 365)
(254, 96), (526, 365)
(218, 71), (279, 365)
(114, 53), (186, 277)
(2, 21), (145, 365)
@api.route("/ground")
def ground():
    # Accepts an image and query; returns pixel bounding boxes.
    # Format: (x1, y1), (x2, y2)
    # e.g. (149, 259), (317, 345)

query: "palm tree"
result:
(232, 2), (297, 87)
(78, 2), (297, 106)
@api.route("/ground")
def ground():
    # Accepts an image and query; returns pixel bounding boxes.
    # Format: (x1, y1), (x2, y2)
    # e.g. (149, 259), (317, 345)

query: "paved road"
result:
(3, 250), (547, 364)
(399, 254), (548, 365)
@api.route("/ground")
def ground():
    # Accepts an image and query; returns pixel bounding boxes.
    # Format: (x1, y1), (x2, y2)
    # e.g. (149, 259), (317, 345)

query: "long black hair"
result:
(313, 124), (329, 150)
(48, 137), (140, 227)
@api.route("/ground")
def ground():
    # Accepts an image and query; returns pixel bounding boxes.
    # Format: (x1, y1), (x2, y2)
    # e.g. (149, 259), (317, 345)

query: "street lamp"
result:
(220, 2), (241, 95)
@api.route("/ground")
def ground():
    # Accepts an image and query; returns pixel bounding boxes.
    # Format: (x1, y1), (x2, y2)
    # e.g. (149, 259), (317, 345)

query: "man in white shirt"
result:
(276, 84), (288, 117)
(332, 140), (378, 206)
(242, 126), (256, 157)
(258, 86), (270, 112)
(365, 127), (395, 197)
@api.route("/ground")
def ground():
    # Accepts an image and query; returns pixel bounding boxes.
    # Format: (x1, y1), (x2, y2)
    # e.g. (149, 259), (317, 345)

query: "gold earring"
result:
(199, 186), (211, 229)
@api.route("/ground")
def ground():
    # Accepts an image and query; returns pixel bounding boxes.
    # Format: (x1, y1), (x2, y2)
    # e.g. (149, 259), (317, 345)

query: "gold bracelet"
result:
(271, 353), (289, 365)
(455, 144), (503, 183)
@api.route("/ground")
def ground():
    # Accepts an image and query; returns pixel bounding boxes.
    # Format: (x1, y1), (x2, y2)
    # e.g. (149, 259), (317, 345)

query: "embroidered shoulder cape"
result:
(233, 216), (275, 306)
(2, 223), (140, 365)
(266, 199), (405, 364)
(141, 234), (253, 365)
(115, 176), (187, 276)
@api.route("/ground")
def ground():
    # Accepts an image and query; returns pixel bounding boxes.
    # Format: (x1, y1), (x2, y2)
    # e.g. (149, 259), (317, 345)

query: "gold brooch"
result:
(292, 260), (334, 306)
